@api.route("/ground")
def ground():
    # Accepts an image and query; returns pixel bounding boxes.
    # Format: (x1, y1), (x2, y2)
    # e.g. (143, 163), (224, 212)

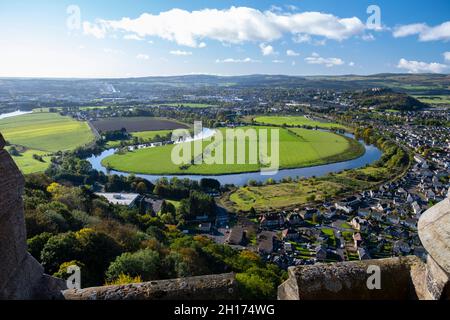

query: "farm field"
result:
(92, 117), (188, 132)
(0, 112), (95, 152)
(106, 130), (173, 148)
(225, 179), (348, 212)
(6, 147), (51, 174)
(412, 95), (450, 106)
(221, 164), (391, 212)
(253, 116), (348, 130)
(102, 126), (364, 175)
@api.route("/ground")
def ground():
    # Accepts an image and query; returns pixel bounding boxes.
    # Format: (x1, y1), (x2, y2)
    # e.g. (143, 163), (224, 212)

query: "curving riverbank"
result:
(87, 131), (382, 187)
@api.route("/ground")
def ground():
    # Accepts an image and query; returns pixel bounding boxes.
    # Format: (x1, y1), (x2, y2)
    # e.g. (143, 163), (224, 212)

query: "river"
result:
(0, 110), (33, 120)
(87, 130), (382, 186)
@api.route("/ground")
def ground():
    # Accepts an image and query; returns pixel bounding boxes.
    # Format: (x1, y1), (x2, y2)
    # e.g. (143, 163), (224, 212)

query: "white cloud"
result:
(169, 50), (192, 56)
(286, 49), (300, 57)
(83, 7), (366, 47)
(272, 59), (284, 63)
(305, 52), (344, 67)
(444, 52), (450, 62)
(397, 58), (447, 73)
(292, 33), (311, 43)
(136, 53), (149, 60)
(393, 21), (450, 41)
(124, 34), (144, 41)
(83, 21), (106, 39)
(215, 57), (260, 63)
(198, 42), (207, 48)
(260, 43), (276, 56)
(349, 61), (355, 67)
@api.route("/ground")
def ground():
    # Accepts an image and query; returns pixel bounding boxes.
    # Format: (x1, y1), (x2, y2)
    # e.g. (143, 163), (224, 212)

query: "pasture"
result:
(6, 147), (51, 174)
(102, 126), (364, 175)
(0, 112), (95, 152)
(253, 116), (348, 130)
(92, 117), (188, 133)
(413, 95), (450, 106)
(106, 130), (173, 148)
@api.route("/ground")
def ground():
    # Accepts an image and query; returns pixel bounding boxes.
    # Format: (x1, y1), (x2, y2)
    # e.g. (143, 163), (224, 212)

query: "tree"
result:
(106, 249), (161, 282)
(27, 232), (53, 262)
(40, 232), (80, 274)
(136, 181), (148, 194)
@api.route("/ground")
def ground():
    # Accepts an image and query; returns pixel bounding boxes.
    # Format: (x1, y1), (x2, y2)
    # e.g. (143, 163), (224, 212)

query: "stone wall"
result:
(63, 273), (238, 300)
(278, 256), (425, 300)
(0, 134), (66, 299)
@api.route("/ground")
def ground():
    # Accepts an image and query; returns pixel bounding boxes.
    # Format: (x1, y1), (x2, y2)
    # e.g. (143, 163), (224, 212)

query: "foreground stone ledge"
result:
(278, 256), (425, 300)
(63, 273), (238, 300)
(418, 196), (450, 300)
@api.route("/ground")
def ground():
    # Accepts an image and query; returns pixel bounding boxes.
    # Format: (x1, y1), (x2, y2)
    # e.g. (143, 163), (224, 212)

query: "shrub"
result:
(106, 249), (161, 282)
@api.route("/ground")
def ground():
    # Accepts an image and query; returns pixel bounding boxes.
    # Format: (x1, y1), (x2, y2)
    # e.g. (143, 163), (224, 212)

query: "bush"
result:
(27, 232), (53, 262)
(106, 249), (161, 282)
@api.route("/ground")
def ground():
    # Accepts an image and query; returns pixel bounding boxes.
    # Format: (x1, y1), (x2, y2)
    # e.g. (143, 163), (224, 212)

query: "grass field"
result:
(253, 116), (348, 130)
(92, 117), (188, 133)
(102, 126), (364, 175)
(106, 130), (173, 148)
(227, 179), (348, 211)
(0, 112), (95, 152)
(6, 147), (51, 174)
(413, 95), (450, 105)
(222, 164), (392, 212)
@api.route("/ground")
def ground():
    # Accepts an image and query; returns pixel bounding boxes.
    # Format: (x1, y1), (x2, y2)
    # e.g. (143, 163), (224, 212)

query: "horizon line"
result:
(0, 72), (448, 81)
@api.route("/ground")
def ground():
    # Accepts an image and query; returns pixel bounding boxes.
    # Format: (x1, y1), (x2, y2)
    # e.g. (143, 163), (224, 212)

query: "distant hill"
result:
(351, 88), (428, 111)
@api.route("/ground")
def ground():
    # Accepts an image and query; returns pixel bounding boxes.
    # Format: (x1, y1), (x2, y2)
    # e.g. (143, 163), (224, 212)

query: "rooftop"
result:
(95, 192), (140, 206)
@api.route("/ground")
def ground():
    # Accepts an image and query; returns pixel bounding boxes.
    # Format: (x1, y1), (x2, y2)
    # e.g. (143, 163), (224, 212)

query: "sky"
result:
(0, 0), (449, 78)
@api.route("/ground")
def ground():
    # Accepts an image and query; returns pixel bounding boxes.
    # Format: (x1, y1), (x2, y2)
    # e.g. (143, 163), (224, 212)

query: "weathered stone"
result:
(278, 256), (423, 300)
(418, 193), (450, 300)
(0, 134), (5, 149)
(63, 273), (239, 300)
(418, 197), (450, 274)
(0, 133), (67, 299)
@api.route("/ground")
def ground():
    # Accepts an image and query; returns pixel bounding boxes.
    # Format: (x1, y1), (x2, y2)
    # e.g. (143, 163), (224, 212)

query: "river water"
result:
(87, 130), (382, 186)
(0, 110), (32, 120)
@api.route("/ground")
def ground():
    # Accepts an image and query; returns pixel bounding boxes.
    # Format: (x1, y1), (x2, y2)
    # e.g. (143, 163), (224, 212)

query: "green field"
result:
(106, 130), (173, 148)
(131, 130), (172, 140)
(102, 126), (364, 175)
(6, 147), (51, 174)
(253, 116), (348, 130)
(0, 112), (95, 152)
(413, 95), (450, 105)
(227, 179), (348, 211)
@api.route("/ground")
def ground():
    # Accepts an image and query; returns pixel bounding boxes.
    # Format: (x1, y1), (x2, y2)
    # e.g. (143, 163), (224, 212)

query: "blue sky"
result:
(0, 0), (449, 78)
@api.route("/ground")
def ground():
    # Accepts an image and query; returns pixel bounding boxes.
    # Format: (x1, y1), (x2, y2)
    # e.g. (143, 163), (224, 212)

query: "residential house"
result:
(257, 231), (276, 255)
(226, 227), (245, 245)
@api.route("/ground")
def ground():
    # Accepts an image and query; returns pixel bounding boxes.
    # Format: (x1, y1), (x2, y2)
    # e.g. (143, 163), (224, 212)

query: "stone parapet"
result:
(63, 273), (238, 300)
(278, 256), (425, 300)
(418, 194), (450, 300)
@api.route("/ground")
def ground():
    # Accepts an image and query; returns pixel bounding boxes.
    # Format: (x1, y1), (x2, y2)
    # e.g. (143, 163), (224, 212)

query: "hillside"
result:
(351, 89), (429, 111)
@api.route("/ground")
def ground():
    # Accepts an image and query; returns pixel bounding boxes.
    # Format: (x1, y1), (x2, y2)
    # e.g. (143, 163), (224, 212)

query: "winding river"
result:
(0, 110), (33, 120)
(87, 131), (382, 186)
